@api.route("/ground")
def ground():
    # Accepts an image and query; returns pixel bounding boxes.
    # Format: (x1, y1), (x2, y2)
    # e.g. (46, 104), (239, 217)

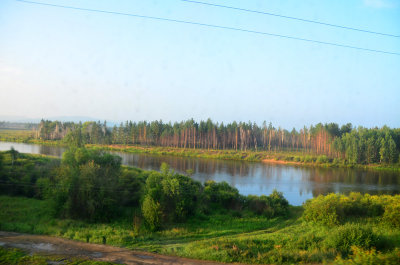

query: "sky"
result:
(0, 0), (399, 129)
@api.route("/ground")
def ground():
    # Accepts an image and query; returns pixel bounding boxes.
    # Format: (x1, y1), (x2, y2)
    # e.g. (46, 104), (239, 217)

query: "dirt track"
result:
(0, 231), (229, 265)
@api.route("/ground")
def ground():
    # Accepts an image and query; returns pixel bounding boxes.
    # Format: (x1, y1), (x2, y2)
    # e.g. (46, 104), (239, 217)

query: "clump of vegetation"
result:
(333, 246), (400, 265)
(245, 190), (289, 217)
(303, 192), (398, 226)
(324, 224), (380, 257)
(141, 163), (201, 230)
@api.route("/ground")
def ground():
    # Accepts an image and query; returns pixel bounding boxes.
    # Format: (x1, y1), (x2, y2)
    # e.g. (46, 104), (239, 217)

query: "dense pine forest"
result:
(34, 119), (400, 165)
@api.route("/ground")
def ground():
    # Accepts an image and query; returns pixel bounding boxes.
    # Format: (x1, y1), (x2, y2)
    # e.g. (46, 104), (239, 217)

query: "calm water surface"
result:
(1, 141), (399, 205)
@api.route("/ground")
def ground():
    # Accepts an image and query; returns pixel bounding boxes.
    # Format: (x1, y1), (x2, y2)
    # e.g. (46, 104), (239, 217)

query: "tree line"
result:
(35, 119), (400, 164)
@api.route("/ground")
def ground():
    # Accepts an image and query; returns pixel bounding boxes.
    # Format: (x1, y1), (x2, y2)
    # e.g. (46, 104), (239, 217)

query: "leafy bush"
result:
(142, 194), (162, 231)
(141, 164), (202, 229)
(51, 148), (122, 221)
(324, 224), (380, 257)
(317, 155), (329, 163)
(245, 190), (289, 217)
(304, 155), (314, 163)
(303, 194), (344, 226)
(383, 198), (400, 228)
(303, 193), (387, 226)
(203, 180), (240, 209)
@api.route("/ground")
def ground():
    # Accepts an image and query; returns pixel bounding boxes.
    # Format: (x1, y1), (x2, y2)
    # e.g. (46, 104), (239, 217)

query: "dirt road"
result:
(0, 231), (228, 265)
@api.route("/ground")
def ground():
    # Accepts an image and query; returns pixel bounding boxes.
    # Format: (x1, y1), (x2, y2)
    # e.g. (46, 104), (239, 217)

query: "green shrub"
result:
(333, 246), (400, 265)
(142, 195), (161, 231)
(324, 224), (380, 257)
(142, 165), (202, 228)
(303, 193), (387, 226)
(203, 181), (240, 209)
(246, 190), (289, 217)
(303, 194), (344, 226)
(317, 155), (329, 163)
(304, 155), (314, 163)
(383, 199), (400, 228)
(293, 156), (301, 162)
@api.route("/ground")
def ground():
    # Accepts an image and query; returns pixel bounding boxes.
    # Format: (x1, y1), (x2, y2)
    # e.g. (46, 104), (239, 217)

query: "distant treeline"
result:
(35, 119), (400, 164)
(0, 121), (36, 130)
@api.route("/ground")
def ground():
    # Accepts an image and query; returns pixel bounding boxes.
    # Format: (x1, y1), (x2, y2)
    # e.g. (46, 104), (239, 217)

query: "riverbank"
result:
(1, 130), (399, 171)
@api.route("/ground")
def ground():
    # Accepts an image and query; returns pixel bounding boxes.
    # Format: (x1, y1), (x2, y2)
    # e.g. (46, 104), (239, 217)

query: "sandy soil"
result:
(261, 159), (301, 165)
(0, 231), (231, 265)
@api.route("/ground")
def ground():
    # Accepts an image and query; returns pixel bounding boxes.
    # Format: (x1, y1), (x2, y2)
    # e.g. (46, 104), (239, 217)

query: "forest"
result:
(34, 119), (400, 165)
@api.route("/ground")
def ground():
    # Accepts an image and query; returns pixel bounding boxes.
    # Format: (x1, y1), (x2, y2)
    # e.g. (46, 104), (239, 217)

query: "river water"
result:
(1, 141), (399, 205)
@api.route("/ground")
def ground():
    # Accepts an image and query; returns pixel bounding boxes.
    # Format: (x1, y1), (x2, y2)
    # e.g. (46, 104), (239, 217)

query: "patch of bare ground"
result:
(0, 231), (248, 265)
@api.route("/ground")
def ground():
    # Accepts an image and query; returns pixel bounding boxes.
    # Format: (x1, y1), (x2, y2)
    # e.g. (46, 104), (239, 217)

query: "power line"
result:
(15, 0), (400, 56)
(181, 0), (400, 38)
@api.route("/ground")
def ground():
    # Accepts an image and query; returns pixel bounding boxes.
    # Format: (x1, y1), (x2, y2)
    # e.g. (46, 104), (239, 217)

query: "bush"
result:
(383, 199), (400, 228)
(303, 193), (386, 226)
(142, 195), (162, 231)
(303, 194), (344, 226)
(203, 181), (240, 209)
(141, 165), (202, 229)
(324, 224), (380, 257)
(317, 155), (329, 163)
(304, 155), (314, 163)
(245, 190), (289, 217)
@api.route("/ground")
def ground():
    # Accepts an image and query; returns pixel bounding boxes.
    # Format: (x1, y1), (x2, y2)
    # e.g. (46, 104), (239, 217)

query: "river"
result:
(1, 141), (399, 205)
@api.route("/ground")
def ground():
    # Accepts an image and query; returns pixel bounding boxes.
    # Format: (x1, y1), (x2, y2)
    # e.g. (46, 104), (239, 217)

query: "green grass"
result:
(0, 246), (116, 265)
(0, 129), (34, 143)
(1, 196), (399, 264)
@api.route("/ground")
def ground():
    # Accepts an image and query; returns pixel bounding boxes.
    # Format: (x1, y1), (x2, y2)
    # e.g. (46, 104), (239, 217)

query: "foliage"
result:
(382, 198), (400, 228)
(203, 180), (240, 209)
(324, 224), (380, 257)
(142, 194), (162, 231)
(333, 246), (400, 265)
(142, 163), (202, 228)
(50, 147), (123, 221)
(245, 190), (289, 217)
(302, 193), (398, 226)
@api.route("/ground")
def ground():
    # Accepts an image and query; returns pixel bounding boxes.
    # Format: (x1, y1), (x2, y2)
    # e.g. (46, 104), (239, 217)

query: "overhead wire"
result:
(14, 0), (400, 56)
(181, 0), (400, 38)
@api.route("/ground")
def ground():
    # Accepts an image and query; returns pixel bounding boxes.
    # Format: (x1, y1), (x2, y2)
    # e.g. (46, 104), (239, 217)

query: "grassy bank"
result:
(88, 144), (400, 171)
(1, 195), (399, 264)
(0, 246), (115, 265)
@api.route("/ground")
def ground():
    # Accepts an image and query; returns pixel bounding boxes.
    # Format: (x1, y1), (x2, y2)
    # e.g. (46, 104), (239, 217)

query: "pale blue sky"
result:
(0, 0), (399, 129)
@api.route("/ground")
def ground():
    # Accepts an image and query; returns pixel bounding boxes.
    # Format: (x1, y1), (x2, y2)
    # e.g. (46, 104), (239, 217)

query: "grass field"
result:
(1, 195), (399, 264)
(0, 129), (34, 143)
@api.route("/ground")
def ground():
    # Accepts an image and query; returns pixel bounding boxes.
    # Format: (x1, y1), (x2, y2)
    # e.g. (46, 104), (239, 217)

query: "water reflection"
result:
(0, 142), (399, 205)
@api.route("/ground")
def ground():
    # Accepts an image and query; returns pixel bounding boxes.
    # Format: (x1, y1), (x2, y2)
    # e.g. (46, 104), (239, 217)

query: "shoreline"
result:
(1, 139), (399, 171)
